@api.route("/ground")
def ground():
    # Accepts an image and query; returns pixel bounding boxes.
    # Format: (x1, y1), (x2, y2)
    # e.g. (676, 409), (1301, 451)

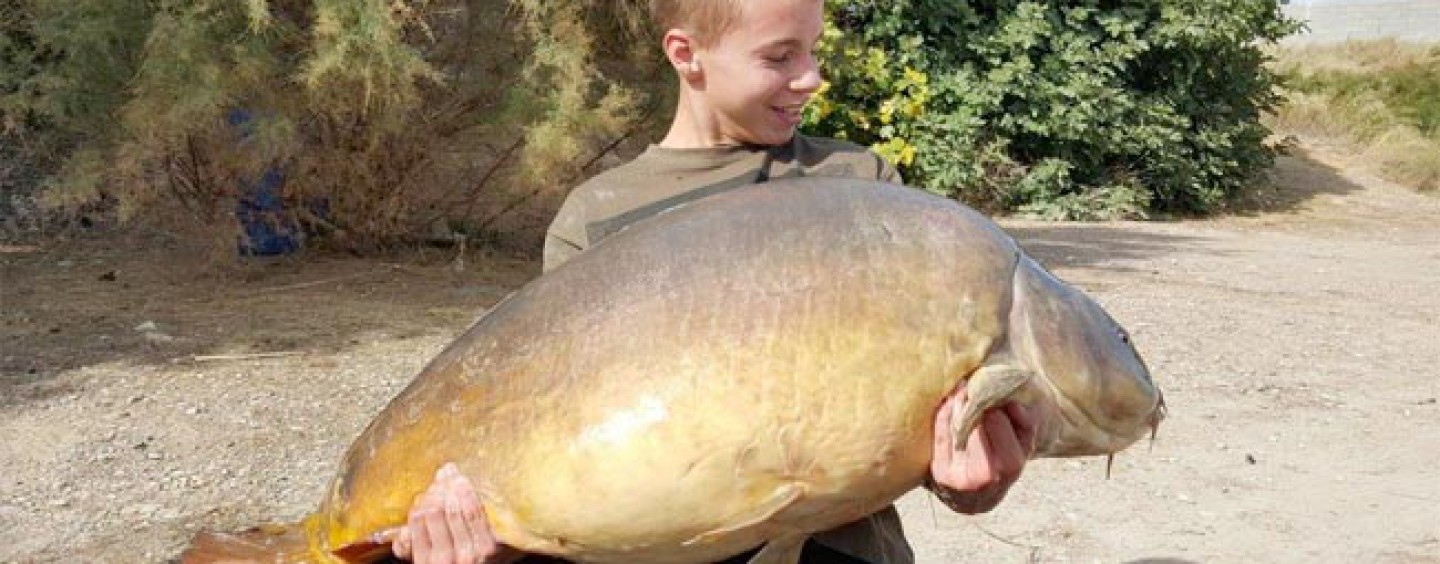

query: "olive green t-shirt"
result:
(541, 134), (914, 564)
(543, 134), (903, 272)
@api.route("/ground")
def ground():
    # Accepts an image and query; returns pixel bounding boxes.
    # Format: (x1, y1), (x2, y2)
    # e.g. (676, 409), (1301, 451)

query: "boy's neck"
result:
(658, 91), (723, 148)
(657, 91), (791, 150)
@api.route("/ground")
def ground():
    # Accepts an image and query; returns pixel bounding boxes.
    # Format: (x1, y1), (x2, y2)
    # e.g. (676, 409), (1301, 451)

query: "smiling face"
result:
(672, 0), (825, 147)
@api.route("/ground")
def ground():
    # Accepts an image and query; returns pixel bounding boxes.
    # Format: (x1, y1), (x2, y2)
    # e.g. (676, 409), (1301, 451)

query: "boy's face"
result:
(694, 0), (824, 146)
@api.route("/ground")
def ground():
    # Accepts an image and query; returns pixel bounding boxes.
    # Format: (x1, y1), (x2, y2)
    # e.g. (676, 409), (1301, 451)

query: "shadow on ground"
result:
(1005, 142), (1374, 271)
(1, 231), (539, 406)
(1004, 223), (1209, 272)
(1226, 143), (1369, 216)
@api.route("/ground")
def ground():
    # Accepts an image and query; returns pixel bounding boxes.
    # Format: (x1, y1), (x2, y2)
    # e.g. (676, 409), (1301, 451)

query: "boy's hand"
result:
(393, 463), (523, 564)
(928, 387), (1038, 514)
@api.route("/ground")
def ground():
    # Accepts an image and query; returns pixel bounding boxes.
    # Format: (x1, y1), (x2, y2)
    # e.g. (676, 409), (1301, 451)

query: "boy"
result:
(395, 1), (1038, 562)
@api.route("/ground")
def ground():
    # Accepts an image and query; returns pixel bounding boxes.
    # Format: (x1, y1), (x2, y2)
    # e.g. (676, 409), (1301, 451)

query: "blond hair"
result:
(649, 0), (744, 46)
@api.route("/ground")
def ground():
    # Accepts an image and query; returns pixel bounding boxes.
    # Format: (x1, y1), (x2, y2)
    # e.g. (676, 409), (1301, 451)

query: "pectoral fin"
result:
(746, 534), (807, 564)
(953, 364), (1032, 452)
(684, 483), (805, 547)
(180, 524), (309, 564)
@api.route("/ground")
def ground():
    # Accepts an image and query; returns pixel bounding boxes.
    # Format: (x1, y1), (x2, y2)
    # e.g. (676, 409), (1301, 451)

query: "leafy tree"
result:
(808, 0), (1302, 218)
(3, 0), (1301, 248)
(3, 0), (656, 250)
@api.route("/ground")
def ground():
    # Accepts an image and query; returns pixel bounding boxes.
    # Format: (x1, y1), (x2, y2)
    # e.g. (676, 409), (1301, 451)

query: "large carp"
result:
(184, 178), (1164, 563)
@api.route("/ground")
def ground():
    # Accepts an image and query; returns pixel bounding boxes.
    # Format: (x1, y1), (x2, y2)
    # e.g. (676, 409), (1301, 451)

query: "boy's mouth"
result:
(773, 104), (805, 126)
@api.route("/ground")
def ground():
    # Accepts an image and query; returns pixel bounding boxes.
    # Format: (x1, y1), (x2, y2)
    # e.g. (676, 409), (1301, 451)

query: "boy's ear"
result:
(662, 29), (701, 76)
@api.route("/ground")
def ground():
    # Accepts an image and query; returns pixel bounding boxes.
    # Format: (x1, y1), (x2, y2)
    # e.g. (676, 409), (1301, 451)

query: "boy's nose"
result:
(790, 54), (823, 94)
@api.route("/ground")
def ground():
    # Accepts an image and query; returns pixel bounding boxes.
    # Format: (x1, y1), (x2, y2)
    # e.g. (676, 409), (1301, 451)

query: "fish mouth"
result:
(1035, 371), (1166, 457)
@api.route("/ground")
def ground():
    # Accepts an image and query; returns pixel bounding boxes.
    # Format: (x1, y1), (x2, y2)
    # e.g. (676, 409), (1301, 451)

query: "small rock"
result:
(98, 270), (117, 281)
(0, 504), (24, 523)
(1245, 454), (1257, 465)
(144, 332), (176, 343)
(134, 321), (159, 332)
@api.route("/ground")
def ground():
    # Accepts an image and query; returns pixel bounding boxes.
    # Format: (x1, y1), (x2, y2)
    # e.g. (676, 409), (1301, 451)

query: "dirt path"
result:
(3, 143), (1438, 563)
(897, 147), (1440, 563)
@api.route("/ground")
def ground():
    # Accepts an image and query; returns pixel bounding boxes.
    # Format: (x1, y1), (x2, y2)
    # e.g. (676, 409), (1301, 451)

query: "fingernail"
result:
(372, 527), (402, 543)
(438, 463), (456, 478)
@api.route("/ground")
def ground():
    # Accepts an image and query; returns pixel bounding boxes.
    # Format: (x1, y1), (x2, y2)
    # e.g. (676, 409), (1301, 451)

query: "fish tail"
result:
(181, 523), (320, 563)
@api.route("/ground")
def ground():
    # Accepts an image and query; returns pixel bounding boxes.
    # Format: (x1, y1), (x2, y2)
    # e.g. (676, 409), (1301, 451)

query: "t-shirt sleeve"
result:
(542, 231), (583, 273)
(542, 190), (590, 272)
(875, 151), (905, 185)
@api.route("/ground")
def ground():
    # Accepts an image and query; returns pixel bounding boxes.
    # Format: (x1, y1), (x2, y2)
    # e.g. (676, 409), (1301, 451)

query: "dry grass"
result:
(1266, 40), (1440, 192)
(1270, 39), (1439, 74)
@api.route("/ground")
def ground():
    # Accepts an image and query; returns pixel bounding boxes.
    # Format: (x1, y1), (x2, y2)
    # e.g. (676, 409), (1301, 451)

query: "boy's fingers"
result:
(459, 488), (499, 555)
(980, 408), (1025, 479)
(969, 412), (1000, 481)
(1003, 401), (1039, 457)
(445, 492), (478, 562)
(391, 527), (413, 559)
(415, 476), (446, 512)
(931, 394), (956, 468)
(408, 507), (432, 561)
(447, 466), (479, 500)
(405, 478), (442, 558)
(444, 464), (499, 557)
(421, 505), (456, 563)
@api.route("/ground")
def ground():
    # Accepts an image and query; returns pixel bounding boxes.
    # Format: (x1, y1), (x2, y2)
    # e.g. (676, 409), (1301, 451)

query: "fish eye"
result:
(1117, 329), (1130, 344)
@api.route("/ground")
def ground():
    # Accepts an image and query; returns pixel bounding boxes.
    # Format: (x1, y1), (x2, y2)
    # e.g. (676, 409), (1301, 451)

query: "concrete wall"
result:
(1281, 0), (1440, 44)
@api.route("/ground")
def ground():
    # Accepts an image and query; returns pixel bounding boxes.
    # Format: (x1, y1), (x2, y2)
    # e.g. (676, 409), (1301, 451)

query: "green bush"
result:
(806, 0), (1302, 218)
(4, 0), (1302, 247)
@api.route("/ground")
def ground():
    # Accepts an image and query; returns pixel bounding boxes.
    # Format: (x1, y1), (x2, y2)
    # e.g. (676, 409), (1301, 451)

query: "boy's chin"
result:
(736, 127), (796, 147)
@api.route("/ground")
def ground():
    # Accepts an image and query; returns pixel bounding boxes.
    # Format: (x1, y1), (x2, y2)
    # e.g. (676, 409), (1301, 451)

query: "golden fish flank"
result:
(183, 178), (1163, 564)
